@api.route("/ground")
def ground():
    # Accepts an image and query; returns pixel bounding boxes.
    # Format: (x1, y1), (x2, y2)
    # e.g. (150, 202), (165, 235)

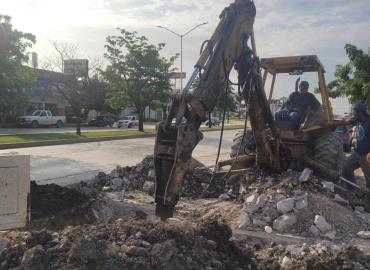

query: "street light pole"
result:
(157, 22), (208, 90)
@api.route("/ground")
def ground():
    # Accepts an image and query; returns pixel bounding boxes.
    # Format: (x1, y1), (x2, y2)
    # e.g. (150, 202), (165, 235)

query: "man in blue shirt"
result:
(275, 80), (321, 129)
(343, 102), (370, 190)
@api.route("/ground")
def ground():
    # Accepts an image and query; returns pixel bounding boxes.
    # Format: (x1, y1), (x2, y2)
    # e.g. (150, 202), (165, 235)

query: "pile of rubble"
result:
(236, 169), (370, 241)
(1, 219), (369, 270)
(0, 220), (257, 270)
(94, 155), (223, 198)
(256, 242), (370, 269)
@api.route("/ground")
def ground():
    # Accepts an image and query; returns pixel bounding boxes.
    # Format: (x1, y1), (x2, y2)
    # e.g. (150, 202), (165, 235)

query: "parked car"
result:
(335, 126), (352, 152)
(205, 117), (221, 127)
(17, 110), (66, 128)
(117, 116), (139, 128)
(88, 116), (116, 127)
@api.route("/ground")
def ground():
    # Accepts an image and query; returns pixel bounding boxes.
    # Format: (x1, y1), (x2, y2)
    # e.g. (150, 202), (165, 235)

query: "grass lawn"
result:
(0, 125), (243, 145)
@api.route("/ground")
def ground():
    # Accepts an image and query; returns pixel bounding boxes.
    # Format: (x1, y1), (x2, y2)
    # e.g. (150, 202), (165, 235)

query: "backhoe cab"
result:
(225, 55), (343, 176)
(261, 55), (333, 122)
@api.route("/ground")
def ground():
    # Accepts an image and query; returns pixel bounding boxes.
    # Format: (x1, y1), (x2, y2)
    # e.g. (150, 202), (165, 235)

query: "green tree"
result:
(327, 44), (370, 107)
(191, 76), (237, 122)
(216, 83), (237, 121)
(0, 15), (36, 124)
(103, 29), (176, 131)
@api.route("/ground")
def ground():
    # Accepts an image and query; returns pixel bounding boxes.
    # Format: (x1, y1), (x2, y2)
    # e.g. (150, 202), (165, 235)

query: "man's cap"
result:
(299, 81), (309, 88)
(354, 102), (369, 116)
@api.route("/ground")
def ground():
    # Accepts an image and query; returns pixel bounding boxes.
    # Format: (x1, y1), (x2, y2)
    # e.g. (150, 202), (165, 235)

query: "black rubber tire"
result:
(56, 120), (63, 128)
(312, 131), (343, 173)
(230, 129), (256, 158)
(32, 121), (39, 128)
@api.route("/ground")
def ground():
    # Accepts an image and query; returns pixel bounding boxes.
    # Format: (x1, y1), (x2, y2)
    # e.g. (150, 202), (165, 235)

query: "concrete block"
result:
(0, 155), (30, 230)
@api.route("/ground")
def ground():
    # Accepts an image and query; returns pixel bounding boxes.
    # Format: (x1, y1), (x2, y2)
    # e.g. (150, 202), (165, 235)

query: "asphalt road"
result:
(0, 130), (238, 186)
(0, 120), (243, 135)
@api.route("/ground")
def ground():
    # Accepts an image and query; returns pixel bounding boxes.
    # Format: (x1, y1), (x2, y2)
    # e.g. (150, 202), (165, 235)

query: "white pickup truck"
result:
(117, 116), (139, 128)
(18, 110), (66, 128)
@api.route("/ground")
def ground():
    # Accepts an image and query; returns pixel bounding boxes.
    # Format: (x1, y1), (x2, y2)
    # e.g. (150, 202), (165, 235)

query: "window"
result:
(40, 111), (47, 117)
(32, 110), (41, 116)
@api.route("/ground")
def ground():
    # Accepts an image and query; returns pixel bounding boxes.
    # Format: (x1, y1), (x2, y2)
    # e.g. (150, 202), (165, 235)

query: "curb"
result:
(0, 127), (243, 150)
(0, 134), (156, 150)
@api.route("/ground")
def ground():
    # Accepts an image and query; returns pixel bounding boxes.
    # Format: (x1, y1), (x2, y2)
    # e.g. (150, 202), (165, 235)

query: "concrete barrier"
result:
(0, 155), (30, 230)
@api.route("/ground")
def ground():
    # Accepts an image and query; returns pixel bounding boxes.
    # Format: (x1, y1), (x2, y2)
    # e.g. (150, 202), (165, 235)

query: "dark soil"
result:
(29, 181), (96, 230)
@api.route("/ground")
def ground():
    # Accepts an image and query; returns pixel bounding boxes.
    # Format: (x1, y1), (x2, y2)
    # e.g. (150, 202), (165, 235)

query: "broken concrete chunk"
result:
(21, 245), (49, 269)
(357, 231), (370, 239)
(256, 195), (267, 208)
(281, 256), (292, 268)
(309, 225), (320, 237)
(277, 198), (295, 213)
(314, 215), (332, 233)
(273, 213), (297, 233)
(299, 168), (312, 182)
(142, 181), (155, 194)
(147, 169), (155, 180)
(265, 226), (273, 234)
(323, 231), (336, 240)
(322, 181), (335, 193)
(237, 213), (251, 230)
(246, 193), (258, 203)
(218, 193), (231, 200)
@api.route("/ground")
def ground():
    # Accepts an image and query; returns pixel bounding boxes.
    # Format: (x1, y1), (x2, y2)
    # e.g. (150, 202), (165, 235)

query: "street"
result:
(0, 130), (238, 186)
(0, 120), (243, 135)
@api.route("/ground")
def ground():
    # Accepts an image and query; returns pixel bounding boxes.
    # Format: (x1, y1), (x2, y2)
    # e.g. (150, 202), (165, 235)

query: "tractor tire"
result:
(230, 129), (256, 158)
(312, 131), (343, 173)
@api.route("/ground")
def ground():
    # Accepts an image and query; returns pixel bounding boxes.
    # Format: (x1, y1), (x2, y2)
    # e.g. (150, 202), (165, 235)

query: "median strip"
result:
(0, 125), (244, 149)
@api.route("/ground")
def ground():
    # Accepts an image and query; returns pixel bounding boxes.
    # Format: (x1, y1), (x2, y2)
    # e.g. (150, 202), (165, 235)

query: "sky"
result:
(2, 0), (370, 115)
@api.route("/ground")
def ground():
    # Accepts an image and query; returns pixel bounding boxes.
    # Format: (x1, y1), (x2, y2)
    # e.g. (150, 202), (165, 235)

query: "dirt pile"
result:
(29, 181), (97, 230)
(236, 170), (370, 240)
(0, 220), (257, 270)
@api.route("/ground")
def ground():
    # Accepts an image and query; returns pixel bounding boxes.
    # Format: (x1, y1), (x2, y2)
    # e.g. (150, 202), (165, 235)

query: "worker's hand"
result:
(367, 153), (370, 164)
(293, 108), (301, 113)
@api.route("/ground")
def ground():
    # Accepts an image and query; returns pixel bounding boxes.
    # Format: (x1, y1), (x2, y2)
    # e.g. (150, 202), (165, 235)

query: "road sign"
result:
(63, 59), (89, 77)
(169, 72), (186, 79)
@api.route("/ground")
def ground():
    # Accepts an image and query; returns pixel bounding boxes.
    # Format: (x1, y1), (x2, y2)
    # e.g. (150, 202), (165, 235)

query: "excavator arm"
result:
(154, 0), (278, 219)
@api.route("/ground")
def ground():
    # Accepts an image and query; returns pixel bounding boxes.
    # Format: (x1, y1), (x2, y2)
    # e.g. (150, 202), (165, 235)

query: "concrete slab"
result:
(0, 155), (30, 230)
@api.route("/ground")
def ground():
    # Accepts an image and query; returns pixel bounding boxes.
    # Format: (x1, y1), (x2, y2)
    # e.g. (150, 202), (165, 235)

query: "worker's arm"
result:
(309, 93), (322, 110)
